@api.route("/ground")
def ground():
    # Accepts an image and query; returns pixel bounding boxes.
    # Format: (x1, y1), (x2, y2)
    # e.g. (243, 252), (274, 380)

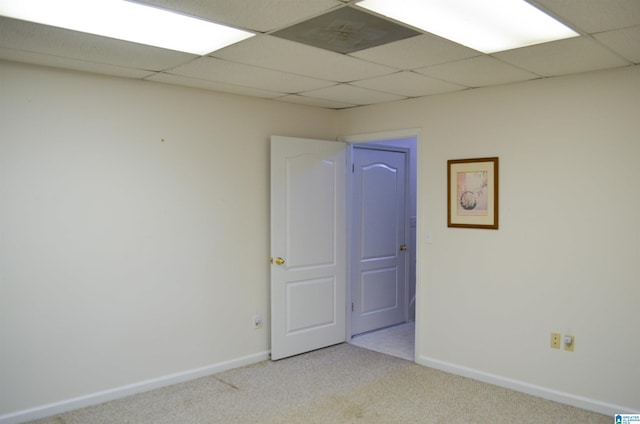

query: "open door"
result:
(270, 136), (347, 360)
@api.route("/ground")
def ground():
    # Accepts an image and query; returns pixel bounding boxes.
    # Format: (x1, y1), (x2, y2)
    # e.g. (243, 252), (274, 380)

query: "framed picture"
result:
(447, 157), (499, 229)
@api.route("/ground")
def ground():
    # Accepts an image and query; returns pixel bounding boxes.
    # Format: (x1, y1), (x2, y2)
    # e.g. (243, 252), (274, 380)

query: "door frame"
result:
(340, 128), (422, 352)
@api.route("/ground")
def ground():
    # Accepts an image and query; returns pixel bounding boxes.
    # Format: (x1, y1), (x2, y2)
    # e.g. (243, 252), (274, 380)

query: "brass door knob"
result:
(272, 257), (285, 265)
(399, 245), (408, 251)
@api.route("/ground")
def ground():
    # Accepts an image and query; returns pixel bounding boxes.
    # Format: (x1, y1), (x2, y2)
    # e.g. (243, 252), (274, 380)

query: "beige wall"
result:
(0, 61), (338, 417)
(1, 60), (639, 419)
(339, 65), (640, 412)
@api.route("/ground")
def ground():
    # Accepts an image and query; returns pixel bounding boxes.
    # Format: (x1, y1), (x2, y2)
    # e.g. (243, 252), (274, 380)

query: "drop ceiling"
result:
(1, 0), (639, 109)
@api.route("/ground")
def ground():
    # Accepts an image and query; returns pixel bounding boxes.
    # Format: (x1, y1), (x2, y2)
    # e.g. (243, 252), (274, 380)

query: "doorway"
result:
(269, 130), (419, 361)
(347, 136), (417, 360)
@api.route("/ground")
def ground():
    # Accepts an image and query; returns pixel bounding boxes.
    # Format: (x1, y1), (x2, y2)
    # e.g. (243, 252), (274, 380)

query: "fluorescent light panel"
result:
(0, 0), (254, 55)
(357, 0), (579, 53)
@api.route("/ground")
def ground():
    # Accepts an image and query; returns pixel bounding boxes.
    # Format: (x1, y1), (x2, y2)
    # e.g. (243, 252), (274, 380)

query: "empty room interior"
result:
(1, 0), (639, 422)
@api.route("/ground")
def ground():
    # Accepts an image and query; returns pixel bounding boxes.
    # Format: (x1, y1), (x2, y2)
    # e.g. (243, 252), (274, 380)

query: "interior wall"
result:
(0, 61), (338, 416)
(338, 65), (640, 413)
(2, 59), (639, 419)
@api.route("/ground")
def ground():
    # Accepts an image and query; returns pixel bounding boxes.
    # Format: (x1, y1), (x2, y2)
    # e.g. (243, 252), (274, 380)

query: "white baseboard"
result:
(417, 354), (636, 417)
(0, 351), (270, 424)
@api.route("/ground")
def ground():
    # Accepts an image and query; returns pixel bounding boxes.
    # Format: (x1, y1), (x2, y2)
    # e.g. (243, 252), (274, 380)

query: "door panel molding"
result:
(270, 136), (347, 360)
(350, 147), (407, 335)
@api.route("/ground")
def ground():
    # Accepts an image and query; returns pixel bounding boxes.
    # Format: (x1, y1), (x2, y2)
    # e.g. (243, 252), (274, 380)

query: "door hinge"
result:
(351, 302), (354, 312)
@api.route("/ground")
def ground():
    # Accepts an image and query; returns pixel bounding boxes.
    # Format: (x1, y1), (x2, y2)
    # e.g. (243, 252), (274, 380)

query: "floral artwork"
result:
(447, 157), (498, 229)
(457, 171), (488, 216)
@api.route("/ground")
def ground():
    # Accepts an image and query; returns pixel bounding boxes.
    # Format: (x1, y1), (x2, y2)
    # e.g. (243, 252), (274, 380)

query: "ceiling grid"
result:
(0, 0), (638, 109)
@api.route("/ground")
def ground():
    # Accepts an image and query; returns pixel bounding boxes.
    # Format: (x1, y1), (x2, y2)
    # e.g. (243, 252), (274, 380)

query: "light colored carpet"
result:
(349, 321), (415, 361)
(28, 343), (610, 424)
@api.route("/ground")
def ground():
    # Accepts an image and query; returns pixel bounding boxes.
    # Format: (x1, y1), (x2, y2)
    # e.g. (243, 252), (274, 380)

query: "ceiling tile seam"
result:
(591, 24), (640, 36)
(292, 89), (370, 107)
(154, 55), (207, 75)
(209, 34), (403, 77)
(339, 69), (409, 85)
(581, 32), (636, 66)
(199, 56), (345, 85)
(352, 76), (468, 98)
(413, 53), (545, 87)
(484, 53), (546, 79)
(0, 44), (161, 76)
(342, 51), (408, 71)
(206, 53), (400, 84)
(592, 23), (640, 34)
(283, 83), (346, 96)
(411, 65), (482, 88)
(272, 93), (358, 108)
(144, 71), (289, 96)
(413, 53), (483, 72)
(345, 70), (468, 94)
(404, 69), (474, 91)
(341, 81), (412, 100)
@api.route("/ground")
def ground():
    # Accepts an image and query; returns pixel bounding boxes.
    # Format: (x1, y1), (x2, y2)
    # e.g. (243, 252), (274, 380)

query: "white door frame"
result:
(340, 128), (422, 352)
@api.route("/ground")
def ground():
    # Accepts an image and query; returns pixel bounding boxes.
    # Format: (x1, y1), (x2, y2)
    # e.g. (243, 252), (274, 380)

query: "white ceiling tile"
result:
(0, 17), (196, 71)
(416, 56), (539, 87)
(146, 72), (284, 98)
(534, 0), (640, 34)
(0, 47), (155, 79)
(276, 95), (357, 109)
(0, 0), (636, 109)
(494, 36), (631, 77)
(594, 26), (640, 64)
(350, 33), (479, 70)
(212, 35), (397, 82)
(301, 84), (406, 105)
(168, 57), (335, 93)
(134, 0), (343, 32)
(352, 71), (466, 97)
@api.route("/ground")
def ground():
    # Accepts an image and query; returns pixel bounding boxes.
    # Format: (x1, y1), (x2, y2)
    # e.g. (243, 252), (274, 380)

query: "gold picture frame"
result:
(447, 157), (499, 229)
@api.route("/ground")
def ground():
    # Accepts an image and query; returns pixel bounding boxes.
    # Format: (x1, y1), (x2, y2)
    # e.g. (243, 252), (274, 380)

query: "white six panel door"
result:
(270, 136), (346, 360)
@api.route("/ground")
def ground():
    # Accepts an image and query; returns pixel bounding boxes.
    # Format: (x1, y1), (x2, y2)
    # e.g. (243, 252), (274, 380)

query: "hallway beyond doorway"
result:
(349, 321), (415, 361)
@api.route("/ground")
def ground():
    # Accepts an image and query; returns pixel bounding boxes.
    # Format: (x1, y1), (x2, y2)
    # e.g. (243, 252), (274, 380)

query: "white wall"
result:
(0, 61), (338, 418)
(2, 59), (639, 420)
(339, 65), (640, 413)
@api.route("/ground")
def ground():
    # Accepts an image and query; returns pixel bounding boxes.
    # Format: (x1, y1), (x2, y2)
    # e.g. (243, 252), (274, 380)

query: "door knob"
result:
(399, 244), (407, 251)
(271, 257), (285, 265)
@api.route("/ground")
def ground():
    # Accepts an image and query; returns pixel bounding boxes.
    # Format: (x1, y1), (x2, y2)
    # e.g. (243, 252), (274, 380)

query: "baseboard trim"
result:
(0, 351), (270, 424)
(417, 355), (636, 416)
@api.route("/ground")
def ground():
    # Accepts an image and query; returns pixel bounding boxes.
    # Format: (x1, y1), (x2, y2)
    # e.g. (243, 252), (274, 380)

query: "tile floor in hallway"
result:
(348, 321), (415, 361)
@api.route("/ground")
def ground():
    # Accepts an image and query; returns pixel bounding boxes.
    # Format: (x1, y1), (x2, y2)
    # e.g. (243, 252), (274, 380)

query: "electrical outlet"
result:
(253, 314), (263, 329)
(563, 334), (575, 352)
(550, 332), (561, 349)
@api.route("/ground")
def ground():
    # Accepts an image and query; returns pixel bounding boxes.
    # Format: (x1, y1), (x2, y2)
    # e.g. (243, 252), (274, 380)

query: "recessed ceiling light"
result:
(0, 0), (254, 55)
(356, 0), (579, 53)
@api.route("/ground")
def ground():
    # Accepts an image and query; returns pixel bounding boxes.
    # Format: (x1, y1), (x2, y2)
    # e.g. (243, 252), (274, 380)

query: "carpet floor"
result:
(28, 343), (610, 424)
